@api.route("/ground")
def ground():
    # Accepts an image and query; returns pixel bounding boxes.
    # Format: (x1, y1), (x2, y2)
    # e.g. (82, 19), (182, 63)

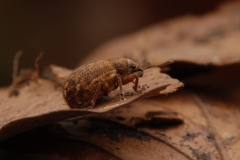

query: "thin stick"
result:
(34, 52), (43, 78)
(12, 50), (23, 80)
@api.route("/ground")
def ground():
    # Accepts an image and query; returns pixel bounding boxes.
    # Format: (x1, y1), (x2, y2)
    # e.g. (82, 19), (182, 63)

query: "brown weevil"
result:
(62, 57), (173, 109)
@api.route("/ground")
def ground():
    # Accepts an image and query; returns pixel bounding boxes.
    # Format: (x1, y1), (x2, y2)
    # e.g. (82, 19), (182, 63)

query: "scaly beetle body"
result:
(63, 57), (143, 108)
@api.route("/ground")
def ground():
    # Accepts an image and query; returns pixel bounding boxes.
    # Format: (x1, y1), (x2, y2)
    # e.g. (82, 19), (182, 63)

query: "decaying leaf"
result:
(0, 131), (122, 160)
(1, 84), (239, 159)
(0, 118), (189, 160)
(0, 66), (183, 141)
(80, 1), (240, 67)
(99, 100), (184, 127)
(36, 86), (239, 160)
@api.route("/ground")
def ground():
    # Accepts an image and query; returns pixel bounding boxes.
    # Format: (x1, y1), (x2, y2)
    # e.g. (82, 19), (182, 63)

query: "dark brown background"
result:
(0, 0), (230, 86)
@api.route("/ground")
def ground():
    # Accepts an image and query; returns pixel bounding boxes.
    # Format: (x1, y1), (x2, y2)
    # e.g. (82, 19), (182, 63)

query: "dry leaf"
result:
(37, 86), (239, 160)
(1, 85), (239, 159)
(80, 1), (240, 67)
(99, 100), (184, 127)
(0, 133), (121, 160)
(0, 67), (183, 141)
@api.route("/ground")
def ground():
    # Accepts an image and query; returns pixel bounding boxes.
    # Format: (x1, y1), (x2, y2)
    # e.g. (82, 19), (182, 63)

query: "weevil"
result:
(62, 57), (173, 109)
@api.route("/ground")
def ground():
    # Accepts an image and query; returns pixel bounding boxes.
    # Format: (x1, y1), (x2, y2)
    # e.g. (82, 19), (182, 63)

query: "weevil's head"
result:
(108, 58), (143, 77)
(126, 59), (143, 77)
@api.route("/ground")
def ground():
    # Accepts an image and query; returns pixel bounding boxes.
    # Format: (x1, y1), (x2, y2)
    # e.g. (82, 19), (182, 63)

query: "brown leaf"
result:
(1, 85), (239, 159)
(80, 1), (240, 67)
(59, 118), (191, 160)
(46, 85), (240, 160)
(99, 100), (184, 127)
(0, 131), (121, 160)
(0, 67), (183, 141)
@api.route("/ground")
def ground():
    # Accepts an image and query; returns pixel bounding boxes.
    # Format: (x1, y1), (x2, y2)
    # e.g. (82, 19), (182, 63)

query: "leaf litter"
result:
(1, 1), (240, 160)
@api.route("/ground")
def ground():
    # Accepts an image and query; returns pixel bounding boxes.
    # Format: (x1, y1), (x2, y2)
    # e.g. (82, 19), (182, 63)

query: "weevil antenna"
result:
(144, 60), (174, 70)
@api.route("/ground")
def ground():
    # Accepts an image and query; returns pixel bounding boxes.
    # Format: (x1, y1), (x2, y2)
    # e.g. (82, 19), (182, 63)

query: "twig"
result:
(12, 50), (23, 81)
(34, 52), (43, 78)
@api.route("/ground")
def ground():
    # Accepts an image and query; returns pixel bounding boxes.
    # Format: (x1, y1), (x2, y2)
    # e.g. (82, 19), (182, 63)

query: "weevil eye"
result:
(130, 64), (136, 69)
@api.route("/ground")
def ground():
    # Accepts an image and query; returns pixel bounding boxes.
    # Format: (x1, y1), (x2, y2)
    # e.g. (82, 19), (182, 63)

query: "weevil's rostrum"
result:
(63, 57), (143, 109)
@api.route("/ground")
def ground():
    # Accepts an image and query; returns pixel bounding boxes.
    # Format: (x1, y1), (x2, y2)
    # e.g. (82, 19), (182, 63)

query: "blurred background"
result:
(0, 0), (231, 86)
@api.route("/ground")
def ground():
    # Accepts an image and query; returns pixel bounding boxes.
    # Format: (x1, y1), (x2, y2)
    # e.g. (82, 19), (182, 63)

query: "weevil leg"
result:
(116, 74), (126, 101)
(90, 80), (111, 107)
(122, 74), (139, 92)
(90, 81), (103, 107)
(102, 81), (111, 96)
(132, 76), (139, 92)
(86, 104), (94, 109)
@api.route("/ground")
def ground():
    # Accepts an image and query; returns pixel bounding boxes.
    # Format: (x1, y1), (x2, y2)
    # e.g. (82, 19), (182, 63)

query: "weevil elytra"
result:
(62, 57), (173, 109)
